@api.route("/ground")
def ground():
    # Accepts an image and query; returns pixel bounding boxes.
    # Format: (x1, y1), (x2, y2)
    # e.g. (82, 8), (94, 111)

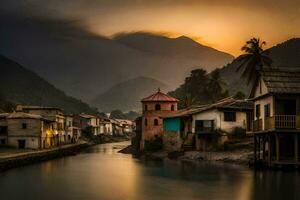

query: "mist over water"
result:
(0, 141), (299, 200)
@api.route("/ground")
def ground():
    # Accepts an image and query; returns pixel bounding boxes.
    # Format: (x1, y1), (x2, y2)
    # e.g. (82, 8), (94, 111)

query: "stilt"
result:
(268, 134), (271, 166)
(263, 135), (266, 160)
(254, 135), (257, 164)
(258, 136), (261, 160)
(295, 134), (298, 163)
(276, 134), (280, 161)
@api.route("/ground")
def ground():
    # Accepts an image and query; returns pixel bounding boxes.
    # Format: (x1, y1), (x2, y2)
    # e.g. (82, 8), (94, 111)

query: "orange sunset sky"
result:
(9, 0), (300, 56)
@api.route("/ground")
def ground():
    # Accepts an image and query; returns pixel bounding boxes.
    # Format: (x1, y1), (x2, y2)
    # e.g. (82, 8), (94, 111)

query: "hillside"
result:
(0, 55), (96, 114)
(115, 32), (234, 65)
(92, 76), (170, 112)
(0, 13), (234, 103)
(219, 38), (300, 96)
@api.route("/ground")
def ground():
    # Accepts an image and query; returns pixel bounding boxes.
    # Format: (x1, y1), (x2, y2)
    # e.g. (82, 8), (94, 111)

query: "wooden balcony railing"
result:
(253, 119), (263, 132)
(265, 115), (300, 129)
(274, 115), (297, 129)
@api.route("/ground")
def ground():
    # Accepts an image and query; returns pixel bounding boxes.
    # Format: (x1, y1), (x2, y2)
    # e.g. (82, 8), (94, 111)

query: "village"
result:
(134, 68), (300, 168)
(0, 105), (135, 161)
(1, 67), (300, 170)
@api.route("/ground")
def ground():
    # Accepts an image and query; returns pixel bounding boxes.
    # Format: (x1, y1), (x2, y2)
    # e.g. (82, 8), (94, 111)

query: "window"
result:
(144, 105), (148, 111)
(171, 105), (175, 111)
(224, 112), (236, 122)
(22, 123), (27, 129)
(0, 126), (8, 135)
(154, 119), (159, 126)
(0, 139), (6, 145)
(264, 104), (270, 117)
(195, 120), (214, 133)
(256, 104), (261, 118)
(155, 104), (161, 111)
(144, 118), (148, 126)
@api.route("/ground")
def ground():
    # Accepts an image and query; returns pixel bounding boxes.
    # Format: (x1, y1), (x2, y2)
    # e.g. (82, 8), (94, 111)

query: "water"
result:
(0, 141), (299, 200)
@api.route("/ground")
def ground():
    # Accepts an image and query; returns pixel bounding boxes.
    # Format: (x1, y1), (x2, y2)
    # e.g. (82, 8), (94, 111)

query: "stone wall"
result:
(0, 143), (90, 172)
(163, 131), (182, 152)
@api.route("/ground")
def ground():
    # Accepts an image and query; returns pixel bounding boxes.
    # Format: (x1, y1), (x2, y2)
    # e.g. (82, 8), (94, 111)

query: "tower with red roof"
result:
(140, 88), (179, 150)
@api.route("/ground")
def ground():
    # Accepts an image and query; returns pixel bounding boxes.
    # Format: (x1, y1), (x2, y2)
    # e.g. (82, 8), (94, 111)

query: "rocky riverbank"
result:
(141, 149), (253, 165)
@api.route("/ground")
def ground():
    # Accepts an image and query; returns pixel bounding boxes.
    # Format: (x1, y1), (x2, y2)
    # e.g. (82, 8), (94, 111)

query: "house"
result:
(16, 105), (67, 145)
(0, 112), (55, 149)
(249, 69), (300, 167)
(98, 116), (113, 135)
(115, 119), (135, 134)
(162, 98), (253, 151)
(139, 89), (179, 150)
(73, 114), (101, 136)
(65, 115), (81, 143)
(109, 119), (124, 136)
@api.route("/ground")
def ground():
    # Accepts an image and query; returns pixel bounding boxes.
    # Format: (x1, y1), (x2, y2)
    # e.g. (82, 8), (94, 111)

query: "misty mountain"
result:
(92, 76), (170, 112)
(0, 55), (96, 114)
(0, 13), (234, 103)
(219, 38), (300, 96)
(115, 32), (233, 65)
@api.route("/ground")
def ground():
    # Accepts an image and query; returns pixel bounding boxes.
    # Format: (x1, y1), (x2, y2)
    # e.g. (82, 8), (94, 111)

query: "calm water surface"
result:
(0, 141), (300, 200)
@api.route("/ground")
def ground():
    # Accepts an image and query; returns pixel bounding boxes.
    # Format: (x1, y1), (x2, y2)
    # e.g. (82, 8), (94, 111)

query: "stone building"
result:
(140, 89), (179, 150)
(73, 114), (101, 136)
(0, 112), (55, 149)
(16, 105), (67, 145)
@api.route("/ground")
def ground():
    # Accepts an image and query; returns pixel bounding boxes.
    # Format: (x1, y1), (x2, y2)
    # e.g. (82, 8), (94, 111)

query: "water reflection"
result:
(0, 141), (299, 200)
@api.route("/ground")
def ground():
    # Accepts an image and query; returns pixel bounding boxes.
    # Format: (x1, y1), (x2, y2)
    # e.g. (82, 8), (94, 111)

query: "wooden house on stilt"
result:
(250, 69), (300, 167)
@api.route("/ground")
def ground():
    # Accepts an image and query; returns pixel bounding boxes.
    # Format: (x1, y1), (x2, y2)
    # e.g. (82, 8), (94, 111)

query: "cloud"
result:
(1, 0), (299, 55)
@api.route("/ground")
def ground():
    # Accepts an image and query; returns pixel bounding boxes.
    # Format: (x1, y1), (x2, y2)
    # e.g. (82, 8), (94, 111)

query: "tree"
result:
(169, 68), (210, 108)
(110, 109), (126, 119)
(207, 69), (228, 102)
(236, 38), (272, 86)
(234, 91), (246, 99)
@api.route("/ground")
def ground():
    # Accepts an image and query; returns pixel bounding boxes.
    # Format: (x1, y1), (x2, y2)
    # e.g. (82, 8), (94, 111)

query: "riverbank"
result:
(0, 135), (130, 172)
(145, 149), (253, 165)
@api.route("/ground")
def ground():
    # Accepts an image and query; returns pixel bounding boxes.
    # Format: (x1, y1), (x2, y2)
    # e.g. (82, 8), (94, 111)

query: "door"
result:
(18, 140), (26, 149)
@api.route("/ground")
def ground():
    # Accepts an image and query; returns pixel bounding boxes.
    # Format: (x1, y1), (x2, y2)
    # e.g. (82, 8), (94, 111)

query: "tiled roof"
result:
(79, 114), (97, 119)
(141, 90), (179, 102)
(163, 97), (253, 118)
(260, 68), (300, 94)
(16, 105), (63, 111)
(0, 112), (43, 119)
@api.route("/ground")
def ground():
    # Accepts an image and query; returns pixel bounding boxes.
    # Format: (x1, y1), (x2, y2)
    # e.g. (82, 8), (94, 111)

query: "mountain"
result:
(0, 13), (234, 103)
(0, 55), (96, 114)
(92, 76), (170, 112)
(115, 32), (234, 65)
(219, 38), (300, 96)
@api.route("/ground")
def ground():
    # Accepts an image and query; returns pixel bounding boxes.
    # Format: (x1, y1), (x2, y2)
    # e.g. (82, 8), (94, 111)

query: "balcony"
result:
(253, 119), (262, 132)
(253, 115), (300, 131)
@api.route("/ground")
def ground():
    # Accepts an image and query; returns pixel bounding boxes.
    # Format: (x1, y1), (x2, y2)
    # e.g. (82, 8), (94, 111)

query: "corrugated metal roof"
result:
(141, 90), (179, 102)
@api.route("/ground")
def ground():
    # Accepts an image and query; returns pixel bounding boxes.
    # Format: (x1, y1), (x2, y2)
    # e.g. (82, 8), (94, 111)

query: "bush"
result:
(144, 135), (163, 152)
(231, 127), (246, 138)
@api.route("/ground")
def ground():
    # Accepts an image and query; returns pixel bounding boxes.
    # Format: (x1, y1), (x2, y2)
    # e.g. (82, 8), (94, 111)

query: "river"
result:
(0, 141), (299, 200)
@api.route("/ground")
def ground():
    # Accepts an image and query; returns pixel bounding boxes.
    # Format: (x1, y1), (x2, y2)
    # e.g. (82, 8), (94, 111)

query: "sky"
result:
(2, 0), (300, 56)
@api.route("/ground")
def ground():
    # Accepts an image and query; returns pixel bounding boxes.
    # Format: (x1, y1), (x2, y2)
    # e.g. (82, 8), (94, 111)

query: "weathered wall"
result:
(8, 136), (40, 149)
(254, 95), (274, 130)
(163, 118), (181, 132)
(163, 131), (182, 152)
(143, 102), (177, 113)
(192, 109), (247, 133)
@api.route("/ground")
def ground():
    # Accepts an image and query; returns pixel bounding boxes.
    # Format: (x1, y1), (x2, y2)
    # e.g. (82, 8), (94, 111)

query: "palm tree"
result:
(207, 69), (228, 102)
(236, 38), (272, 86)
